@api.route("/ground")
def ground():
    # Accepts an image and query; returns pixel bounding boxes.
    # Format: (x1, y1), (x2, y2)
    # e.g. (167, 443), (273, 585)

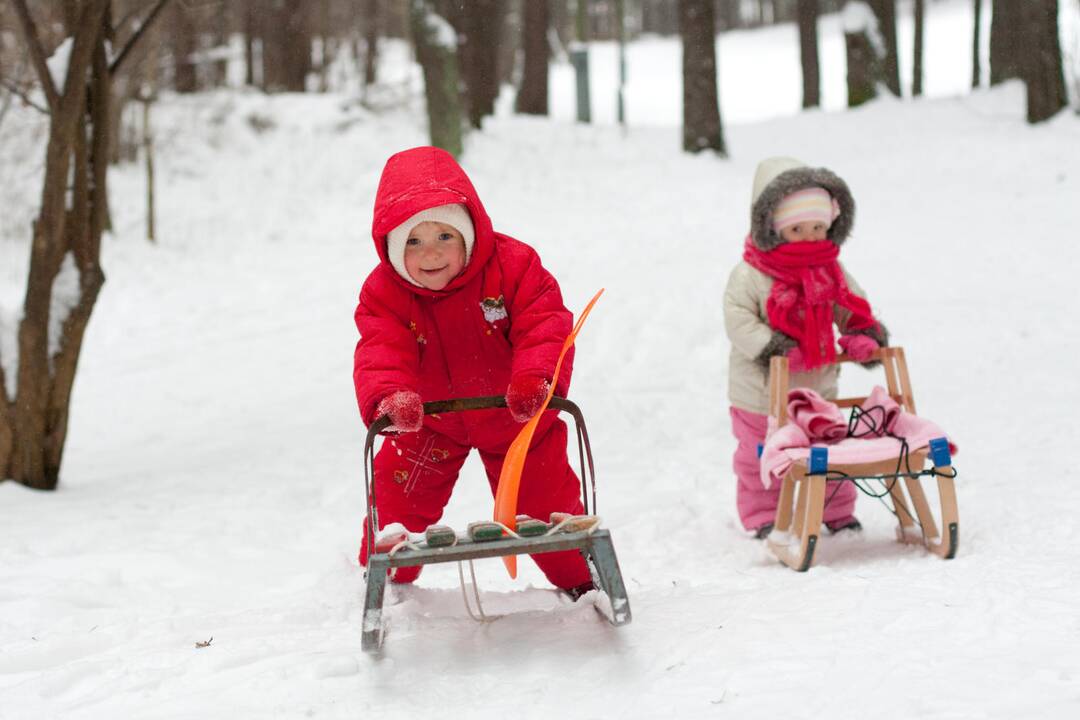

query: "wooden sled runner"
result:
(361, 396), (632, 653)
(765, 347), (959, 571)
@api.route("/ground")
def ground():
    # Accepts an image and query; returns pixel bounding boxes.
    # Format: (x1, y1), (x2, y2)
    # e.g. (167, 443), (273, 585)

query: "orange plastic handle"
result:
(494, 288), (604, 578)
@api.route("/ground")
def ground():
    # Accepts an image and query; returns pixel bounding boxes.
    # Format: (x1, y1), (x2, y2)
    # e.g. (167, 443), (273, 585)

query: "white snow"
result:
(425, 12), (458, 51)
(2, 1), (1080, 717)
(46, 37), (74, 92)
(841, 1), (886, 58)
(47, 252), (81, 362)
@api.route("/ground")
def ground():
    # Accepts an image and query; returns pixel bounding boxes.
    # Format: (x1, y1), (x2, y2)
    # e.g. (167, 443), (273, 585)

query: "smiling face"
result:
(403, 221), (467, 290)
(780, 221), (829, 243)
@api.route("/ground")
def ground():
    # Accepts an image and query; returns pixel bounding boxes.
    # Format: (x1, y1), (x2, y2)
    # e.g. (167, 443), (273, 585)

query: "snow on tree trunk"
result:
(410, 1), (464, 158)
(679, 0), (726, 155)
(843, 1), (884, 107)
(1, 0), (168, 489)
(868, 0), (900, 96)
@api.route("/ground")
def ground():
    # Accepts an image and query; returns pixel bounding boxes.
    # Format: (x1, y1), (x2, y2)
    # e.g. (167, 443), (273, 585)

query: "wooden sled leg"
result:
(362, 557), (389, 653)
(773, 475), (795, 534)
(768, 474), (825, 571)
(585, 532), (632, 626)
(929, 467), (959, 559)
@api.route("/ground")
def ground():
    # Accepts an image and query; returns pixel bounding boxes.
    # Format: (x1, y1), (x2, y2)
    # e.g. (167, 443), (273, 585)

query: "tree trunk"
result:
(4, 0), (174, 489)
(972, 0), (982, 88)
(516, 0), (550, 115)
(797, 0), (820, 108)
(1021, 0), (1066, 123)
(364, 0), (379, 86)
(410, 0), (463, 157)
(459, 0), (504, 128)
(868, 0), (900, 96)
(171, 0), (198, 92)
(212, 1), (228, 88)
(4, 0), (112, 489)
(679, 0), (726, 155)
(912, 0), (924, 96)
(263, 0), (310, 92)
(989, 0), (1022, 84)
(844, 26), (879, 107)
(245, 0), (257, 86)
(717, 0), (741, 31)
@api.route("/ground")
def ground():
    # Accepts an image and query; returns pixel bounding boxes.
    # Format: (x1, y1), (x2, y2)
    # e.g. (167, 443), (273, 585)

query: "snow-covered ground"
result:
(3, 2), (1080, 717)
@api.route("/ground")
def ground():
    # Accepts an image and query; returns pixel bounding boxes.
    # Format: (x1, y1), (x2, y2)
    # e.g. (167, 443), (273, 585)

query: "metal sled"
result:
(765, 347), (959, 571)
(361, 396), (632, 653)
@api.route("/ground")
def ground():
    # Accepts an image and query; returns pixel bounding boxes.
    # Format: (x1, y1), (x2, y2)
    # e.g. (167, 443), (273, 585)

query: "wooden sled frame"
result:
(765, 347), (959, 571)
(361, 396), (632, 653)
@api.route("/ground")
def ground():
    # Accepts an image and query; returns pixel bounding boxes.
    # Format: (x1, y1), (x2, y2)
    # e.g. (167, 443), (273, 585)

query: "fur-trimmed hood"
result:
(749, 157), (855, 251)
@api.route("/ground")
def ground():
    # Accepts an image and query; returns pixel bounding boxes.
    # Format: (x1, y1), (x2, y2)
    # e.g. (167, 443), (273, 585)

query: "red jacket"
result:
(353, 147), (573, 447)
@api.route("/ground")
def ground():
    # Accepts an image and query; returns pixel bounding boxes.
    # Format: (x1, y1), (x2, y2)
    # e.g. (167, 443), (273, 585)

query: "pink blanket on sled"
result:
(760, 386), (958, 489)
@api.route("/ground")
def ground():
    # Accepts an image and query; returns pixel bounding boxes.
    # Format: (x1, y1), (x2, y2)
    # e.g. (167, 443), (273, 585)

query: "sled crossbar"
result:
(375, 529), (611, 567)
(362, 529), (631, 653)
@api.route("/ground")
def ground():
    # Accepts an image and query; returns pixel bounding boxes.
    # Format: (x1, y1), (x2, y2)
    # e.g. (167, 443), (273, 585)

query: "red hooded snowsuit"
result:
(353, 147), (590, 590)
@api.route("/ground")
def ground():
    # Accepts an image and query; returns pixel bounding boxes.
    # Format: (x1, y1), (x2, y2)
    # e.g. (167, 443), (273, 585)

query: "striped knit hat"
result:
(771, 187), (841, 233)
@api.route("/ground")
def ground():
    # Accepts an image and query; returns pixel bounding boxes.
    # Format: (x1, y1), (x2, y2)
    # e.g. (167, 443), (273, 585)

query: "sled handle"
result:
(362, 395), (597, 564)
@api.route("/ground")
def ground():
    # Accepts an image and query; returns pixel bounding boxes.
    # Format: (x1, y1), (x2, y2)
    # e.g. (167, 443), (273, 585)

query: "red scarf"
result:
(742, 237), (880, 370)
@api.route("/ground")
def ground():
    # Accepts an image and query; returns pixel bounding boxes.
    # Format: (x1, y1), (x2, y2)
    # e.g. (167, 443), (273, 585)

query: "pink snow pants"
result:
(730, 406), (857, 531)
(361, 418), (591, 590)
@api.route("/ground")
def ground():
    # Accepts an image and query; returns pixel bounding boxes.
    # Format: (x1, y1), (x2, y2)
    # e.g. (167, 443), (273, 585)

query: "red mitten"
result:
(838, 334), (880, 362)
(786, 346), (809, 374)
(376, 390), (424, 432)
(505, 375), (550, 422)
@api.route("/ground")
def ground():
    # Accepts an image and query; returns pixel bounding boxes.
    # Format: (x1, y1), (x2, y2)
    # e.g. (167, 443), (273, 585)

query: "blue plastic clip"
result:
(809, 446), (829, 475)
(756, 443), (764, 459)
(929, 437), (952, 467)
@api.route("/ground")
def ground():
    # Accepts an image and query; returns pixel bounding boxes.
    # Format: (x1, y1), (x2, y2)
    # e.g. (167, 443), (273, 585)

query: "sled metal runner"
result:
(361, 396), (632, 653)
(765, 347), (960, 571)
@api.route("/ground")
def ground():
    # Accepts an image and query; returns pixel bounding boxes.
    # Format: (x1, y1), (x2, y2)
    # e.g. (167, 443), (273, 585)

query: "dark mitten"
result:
(376, 390), (424, 432)
(505, 375), (550, 422)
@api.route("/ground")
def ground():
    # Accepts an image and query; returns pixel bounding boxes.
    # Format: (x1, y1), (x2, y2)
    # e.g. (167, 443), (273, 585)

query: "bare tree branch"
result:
(0, 77), (51, 115)
(9, 0), (61, 111)
(110, 0), (176, 77)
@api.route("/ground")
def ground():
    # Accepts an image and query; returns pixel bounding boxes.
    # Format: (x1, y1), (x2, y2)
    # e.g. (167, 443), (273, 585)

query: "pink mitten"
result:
(838, 334), (880, 362)
(786, 346), (809, 373)
(376, 390), (424, 432)
(506, 375), (550, 422)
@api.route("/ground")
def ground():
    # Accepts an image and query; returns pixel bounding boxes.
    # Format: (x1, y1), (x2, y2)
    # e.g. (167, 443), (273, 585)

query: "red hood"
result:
(371, 147), (495, 297)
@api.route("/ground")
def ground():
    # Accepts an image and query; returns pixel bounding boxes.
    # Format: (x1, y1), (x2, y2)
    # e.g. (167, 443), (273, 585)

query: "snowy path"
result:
(3, 42), (1080, 720)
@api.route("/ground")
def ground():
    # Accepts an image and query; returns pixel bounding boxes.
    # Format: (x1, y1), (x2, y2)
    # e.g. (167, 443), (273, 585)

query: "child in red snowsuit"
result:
(353, 146), (593, 595)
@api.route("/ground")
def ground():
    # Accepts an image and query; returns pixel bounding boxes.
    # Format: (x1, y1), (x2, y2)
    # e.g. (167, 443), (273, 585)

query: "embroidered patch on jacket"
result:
(480, 296), (508, 323)
(408, 320), (426, 344)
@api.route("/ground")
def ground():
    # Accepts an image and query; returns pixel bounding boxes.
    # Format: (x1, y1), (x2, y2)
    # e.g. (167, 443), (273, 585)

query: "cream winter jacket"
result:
(725, 156), (887, 415)
(723, 261), (870, 414)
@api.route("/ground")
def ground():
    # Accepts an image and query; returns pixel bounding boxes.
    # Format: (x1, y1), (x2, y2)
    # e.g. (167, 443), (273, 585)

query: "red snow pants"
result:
(360, 417), (591, 590)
